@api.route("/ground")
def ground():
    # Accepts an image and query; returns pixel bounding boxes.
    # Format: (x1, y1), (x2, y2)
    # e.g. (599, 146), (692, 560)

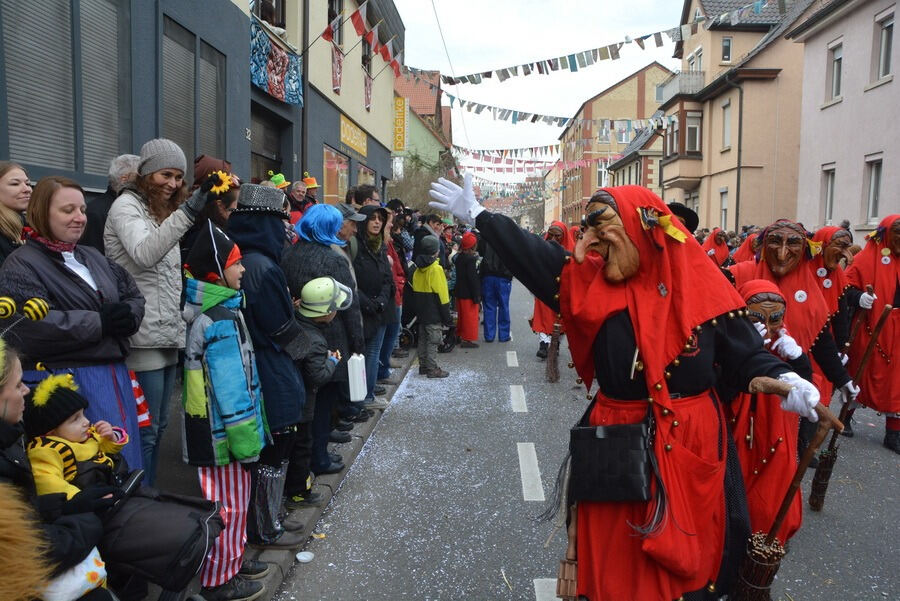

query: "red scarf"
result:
(809, 226), (851, 317)
(732, 232), (758, 264)
(559, 186), (744, 412)
(729, 221), (829, 352)
(24, 227), (77, 253)
(845, 214), (900, 316)
(701, 227), (730, 266)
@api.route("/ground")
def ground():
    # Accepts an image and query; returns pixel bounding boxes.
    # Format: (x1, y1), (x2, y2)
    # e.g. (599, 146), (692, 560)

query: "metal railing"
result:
(659, 71), (705, 104)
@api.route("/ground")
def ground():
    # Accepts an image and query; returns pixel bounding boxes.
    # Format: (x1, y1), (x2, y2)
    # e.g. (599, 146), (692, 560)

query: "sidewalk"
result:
(157, 350), (416, 601)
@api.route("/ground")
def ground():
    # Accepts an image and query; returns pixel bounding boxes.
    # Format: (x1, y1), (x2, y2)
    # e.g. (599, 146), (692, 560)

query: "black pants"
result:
(285, 420), (313, 497)
(259, 426), (298, 467)
(311, 382), (338, 472)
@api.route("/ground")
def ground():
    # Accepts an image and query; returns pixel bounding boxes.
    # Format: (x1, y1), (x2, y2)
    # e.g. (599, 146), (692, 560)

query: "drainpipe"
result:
(724, 72), (743, 229)
(301, 0), (309, 177)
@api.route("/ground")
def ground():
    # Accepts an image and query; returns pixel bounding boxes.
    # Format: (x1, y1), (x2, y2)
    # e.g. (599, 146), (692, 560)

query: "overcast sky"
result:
(392, 0), (684, 181)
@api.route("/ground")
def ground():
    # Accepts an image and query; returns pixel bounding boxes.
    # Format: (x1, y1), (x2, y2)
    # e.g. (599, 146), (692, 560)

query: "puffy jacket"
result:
(0, 239), (144, 368)
(352, 234), (394, 339)
(410, 254), (452, 326)
(104, 187), (194, 349)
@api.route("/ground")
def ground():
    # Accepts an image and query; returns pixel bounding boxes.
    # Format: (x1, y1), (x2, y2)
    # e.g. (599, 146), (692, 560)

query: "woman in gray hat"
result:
(104, 138), (219, 485)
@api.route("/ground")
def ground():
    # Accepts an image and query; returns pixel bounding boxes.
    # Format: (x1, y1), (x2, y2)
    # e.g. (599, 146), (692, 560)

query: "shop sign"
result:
(393, 97), (408, 152)
(340, 115), (367, 157)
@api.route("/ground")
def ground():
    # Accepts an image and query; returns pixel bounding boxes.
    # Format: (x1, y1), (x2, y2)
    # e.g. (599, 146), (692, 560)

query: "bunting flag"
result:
(379, 37), (393, 63)
(322, 13), (341, 43)
(332, 42), (344, 93)
(250, 19), (303, 105)
(364, 73), (373, 110)
(350, 0), (369, 36)
(390, 50), (403, 78)
(364, 21), (379, 48)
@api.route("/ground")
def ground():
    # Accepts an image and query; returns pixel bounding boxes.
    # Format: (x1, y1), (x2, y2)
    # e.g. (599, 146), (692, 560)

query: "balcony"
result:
(659, 71), (705, 105)
(660, 154), (703, 190)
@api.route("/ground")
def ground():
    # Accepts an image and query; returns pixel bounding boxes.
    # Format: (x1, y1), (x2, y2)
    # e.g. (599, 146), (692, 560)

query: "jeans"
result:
(136, 364), (177, 486)
(364, 324), (387, 401)
(482, 275), (512, 342)
(378, 306), (402, 379)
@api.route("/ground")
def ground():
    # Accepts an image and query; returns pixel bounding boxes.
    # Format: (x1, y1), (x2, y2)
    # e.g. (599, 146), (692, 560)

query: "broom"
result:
(556, 503), (578, 601)
(731, 377), (843, 601)
(809, 301), (893, 511)
(546, 323), (562, 383)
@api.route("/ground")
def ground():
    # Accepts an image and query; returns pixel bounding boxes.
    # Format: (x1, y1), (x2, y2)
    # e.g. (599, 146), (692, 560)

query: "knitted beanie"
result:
(139, 138), (187, 176)
(420, 235), (440, 255)
(461, 232), (477, 250)
(185, 221), (242, 283)
(23, 374), (89, 438)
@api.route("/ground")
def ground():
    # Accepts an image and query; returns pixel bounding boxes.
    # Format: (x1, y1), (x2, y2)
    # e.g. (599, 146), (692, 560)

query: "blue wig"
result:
(295, 203), (345, 247)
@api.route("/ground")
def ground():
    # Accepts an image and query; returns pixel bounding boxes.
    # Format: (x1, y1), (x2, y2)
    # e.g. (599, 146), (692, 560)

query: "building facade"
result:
(788, 0), (899, 233)
(557, 61), (672, 224)
(607, 123), (664, 197)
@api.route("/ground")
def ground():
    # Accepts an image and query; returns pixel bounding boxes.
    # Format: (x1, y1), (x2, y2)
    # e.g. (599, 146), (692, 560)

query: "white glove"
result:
(841, 380), (860, 409)
(770, 329), (802, 360)
(839, 352), (849, 366)
(859, 291), (877, 309)
(753, 321), (771, 345)
(777, 371), (820, 422)
(428, 173), (484, 225)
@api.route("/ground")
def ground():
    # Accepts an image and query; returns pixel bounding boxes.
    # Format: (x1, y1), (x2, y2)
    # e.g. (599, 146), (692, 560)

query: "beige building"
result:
(787, 0), (899, 233)
(607, 118), (664, 197)
(542, 167), (562, 226)
(658, 0), (816, 231)
(558, 62), (673, 224)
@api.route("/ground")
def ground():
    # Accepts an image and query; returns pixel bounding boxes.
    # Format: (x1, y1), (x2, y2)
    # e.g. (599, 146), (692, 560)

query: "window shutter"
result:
(1, 0), (75, 169)
(197, 42), (225, 158)
(80, 0), (126, 175)
(162, 17), (195, 179)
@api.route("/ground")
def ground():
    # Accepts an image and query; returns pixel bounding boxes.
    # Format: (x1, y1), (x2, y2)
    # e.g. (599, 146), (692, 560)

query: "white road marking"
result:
(510, 384), (527, 413)
(517, 442), (545, 501)
(507, 350), (518, 367)
(533, 578), (557, 601)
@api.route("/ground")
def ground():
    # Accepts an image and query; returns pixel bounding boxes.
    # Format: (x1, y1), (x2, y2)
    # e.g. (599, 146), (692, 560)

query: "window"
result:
(720, 190), (728, 230)
(617, 122), (630, 144)
(876, 15), (893, 79)
(822, 168), (836, 224)
(361, 38), (372, 73)
(722, 37), (732, 62)
(688, 55), (696, 72)
(695, 48), (703, 72)
(1, 0), (131, 175)
(722, 101), (731, 149)
(686, 112), (701, 152)
(328, 0), (344, 46)
(324, 145), (350, 205)
(162, 17), (226, 183)
(598, 126), (610, 143)
(655, 84), (664, 102)
(357, 164), (375, 186)
(829, 44), (843, 99)
(252, 0), (286, 28)
(865, 159), (882, 223)
(392, 156), (404, 179)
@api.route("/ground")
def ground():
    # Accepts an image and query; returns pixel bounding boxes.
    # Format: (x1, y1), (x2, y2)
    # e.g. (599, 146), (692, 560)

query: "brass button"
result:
(568, 362), (575, 369)
(635, 361), (644, 372)
(711, 318), (718, 326)
(770, 447), (776, 453)
(745, 434), (751, 442)
(673, 358), (680, 367)
(655, 383), (662, 391)
(557, 313), (563, 319)
(728, 312), (735, 319)
(664, 371), (671, 379)
(586, 393), (593, 400)
(672, 420), (679, 427)
(762, 458), (767, 464)
(553, 293), (559, 300)
(661, 408), (669, 416)
(753, 469), (759, 475)
(555, 276), (561, 283)
(665, 444), (672, 452)
(647, 396), (654, 403)
(707, 583), (716, 593)
(576, 378), (583, 384)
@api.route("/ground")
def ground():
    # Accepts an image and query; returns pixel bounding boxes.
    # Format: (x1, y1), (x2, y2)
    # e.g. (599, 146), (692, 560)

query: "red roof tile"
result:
(394, 70), (441, 117)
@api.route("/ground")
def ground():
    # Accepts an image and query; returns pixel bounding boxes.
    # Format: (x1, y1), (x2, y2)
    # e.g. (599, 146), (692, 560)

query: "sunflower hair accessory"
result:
(209, 170), (233, 196)
(31, 373), (78, 408)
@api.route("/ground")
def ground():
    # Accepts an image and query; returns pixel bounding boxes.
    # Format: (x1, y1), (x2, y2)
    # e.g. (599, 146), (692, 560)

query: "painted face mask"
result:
(574, 200), (640, 282)
(890, 220), (900, 257)
(546, 225), (564, 244)
(764, 224), (806, 277)
(746, 294), (786, 340)
(823, 230), (853, 270)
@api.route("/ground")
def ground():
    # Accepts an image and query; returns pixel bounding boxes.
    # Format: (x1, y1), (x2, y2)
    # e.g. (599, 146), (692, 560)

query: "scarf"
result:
(24, 227), (76, 253)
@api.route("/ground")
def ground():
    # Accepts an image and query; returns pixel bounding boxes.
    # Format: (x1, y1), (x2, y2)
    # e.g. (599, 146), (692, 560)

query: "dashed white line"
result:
(510, 384), (527, 413)
(517, 442), (545, 501)
(533, 578), (557, 601)
(507, 350), (519, 367)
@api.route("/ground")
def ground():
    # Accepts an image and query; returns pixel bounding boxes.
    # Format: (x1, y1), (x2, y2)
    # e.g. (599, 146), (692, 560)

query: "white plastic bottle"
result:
(348, 353), (367, 402)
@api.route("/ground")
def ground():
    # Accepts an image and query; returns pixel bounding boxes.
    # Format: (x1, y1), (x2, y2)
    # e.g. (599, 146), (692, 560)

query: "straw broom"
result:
(809, 301), (893, 511)
(731, 377), (843, 601)
(556, 503), (578, 601)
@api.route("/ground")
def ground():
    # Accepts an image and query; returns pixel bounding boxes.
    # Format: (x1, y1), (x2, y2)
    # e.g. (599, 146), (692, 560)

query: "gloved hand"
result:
(839, 352), (849, 366)
(777, 371), (820, 422)
(62, 486), (123, 515)
(752, 321), (770, 345)
(841, 379), (860, 409)
(859, 290), (877, 309)
(770, 329), (802, 360)
(179, 173), (220, 220)
(428, 173), (483, 225)
(99, 303), (133, 338)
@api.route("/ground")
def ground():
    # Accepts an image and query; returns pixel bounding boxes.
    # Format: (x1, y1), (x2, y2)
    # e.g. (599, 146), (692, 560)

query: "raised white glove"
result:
(753, 321), (771, 345)
(841, 380), (860, 409)
(770, 329), (802, 360)
(859, 291), (877, 309)
(777, 371), (820, 422)
(428, 173), (484, 225)
(839, 352), (849, 366)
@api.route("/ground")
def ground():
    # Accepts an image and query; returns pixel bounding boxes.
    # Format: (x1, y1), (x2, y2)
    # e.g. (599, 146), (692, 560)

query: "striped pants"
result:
(198, 463), (251, 588)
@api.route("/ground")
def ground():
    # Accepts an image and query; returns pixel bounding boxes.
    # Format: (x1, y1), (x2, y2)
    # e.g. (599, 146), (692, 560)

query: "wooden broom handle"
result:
(565, 504), (577, 561)
(748, 376), (844, 432)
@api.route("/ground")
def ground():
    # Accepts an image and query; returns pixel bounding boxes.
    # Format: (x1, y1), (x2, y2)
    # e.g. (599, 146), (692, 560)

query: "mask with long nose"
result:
(823, 230), (853, 270)
(764, 222), (807, 278)
(890, 220), (900, 257)
(573, 192), (640, 282)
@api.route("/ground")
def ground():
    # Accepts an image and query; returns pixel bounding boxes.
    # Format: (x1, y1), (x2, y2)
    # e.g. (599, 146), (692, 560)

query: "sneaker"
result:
(536, 341), (549, 359)
(483, 338), (494, 343)
(285, 491), (325, 511)
(437, 343), (455, 353)
(329, 430), (351, 443)
(238, 558), (271, 580)
(391, 349), (409, 358)
(247, 530), (306, 550)
(348, 409), (372, 423)
(419, 366), (430, 375)
(426, 367), (450, 378)
(201, 575), (264, 601)
(460, 340), (479, 348)
(373, 384), (387, 395)
(335, 419), (354, 432)
(313, 461), (344, 475)
(363, 398), (389, 410)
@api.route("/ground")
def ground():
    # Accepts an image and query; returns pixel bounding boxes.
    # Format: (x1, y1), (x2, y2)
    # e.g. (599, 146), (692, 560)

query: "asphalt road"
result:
(157, 280), (898, 601)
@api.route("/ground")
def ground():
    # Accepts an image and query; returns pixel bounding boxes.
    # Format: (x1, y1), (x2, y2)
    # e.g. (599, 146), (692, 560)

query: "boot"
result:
(200, 575), (264, 601)
(798, 417), (819, 469)
(247, 461), (289, 545)
(884, 430), (900, 454)
(536, 341), (549, 359)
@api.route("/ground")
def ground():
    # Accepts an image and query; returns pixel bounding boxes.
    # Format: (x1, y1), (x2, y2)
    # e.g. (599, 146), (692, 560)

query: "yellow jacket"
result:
(27, 427), (127, 499)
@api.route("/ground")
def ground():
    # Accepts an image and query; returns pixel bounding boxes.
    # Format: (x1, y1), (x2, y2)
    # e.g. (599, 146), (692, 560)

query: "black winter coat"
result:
(352, 236), (394, 340)
(285, 315), (338, 422)
(452, 252), (481, 302)
(81, 186), (117, 254)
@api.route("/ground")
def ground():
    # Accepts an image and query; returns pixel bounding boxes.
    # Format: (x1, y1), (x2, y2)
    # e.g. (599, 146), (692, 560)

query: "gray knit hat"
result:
(420, 234), (440, 255)
(233, 184), (290, 219)
(138, 138), (187, 176)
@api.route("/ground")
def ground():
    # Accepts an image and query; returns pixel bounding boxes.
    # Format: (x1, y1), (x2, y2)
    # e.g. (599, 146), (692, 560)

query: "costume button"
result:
(770, 447), (776, 453)
(665, 444), (672, 452)
(707, 583), (716, 593)
(762, 458), (767, 464)
(655, 383), (663, 390)
(555, 276), (561, 283)
(745, 434), (751, 442)
(672, 358), (680, 367)
(647, 397), (654, 403)
(576, 378), (583, 384)
(586, 394), (593, 400)
(635, 361), (644, 371)
(673, 420), (679, 427)
(665, 371), (671, 379)
(568, 362), (575, 368)
(661, 408), (669, 416)
(816, 267), (827, 277)
(728, 311), (735, 318)
(711, 318), (718, 326)
(553, 293), (559, 300)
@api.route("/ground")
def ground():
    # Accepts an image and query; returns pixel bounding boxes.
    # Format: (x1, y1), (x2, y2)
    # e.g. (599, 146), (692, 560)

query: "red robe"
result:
(845, 215), (900, 414)
(702, 227), (730, 266)
(732, 233), (758, 264)
(531, 221), (574, 334)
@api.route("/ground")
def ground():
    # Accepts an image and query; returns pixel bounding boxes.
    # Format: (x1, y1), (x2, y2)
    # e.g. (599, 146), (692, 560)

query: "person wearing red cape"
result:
(726, 279), (813, 544)
(845, 215), (900, 453)
(454, 231), (481, 348)
(702, 227), (731, 266)
(531, 221), (574, 358)
(731, 231), (760, 264)
(729, 219), (858, 461)
(429, 177), (821, 601)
